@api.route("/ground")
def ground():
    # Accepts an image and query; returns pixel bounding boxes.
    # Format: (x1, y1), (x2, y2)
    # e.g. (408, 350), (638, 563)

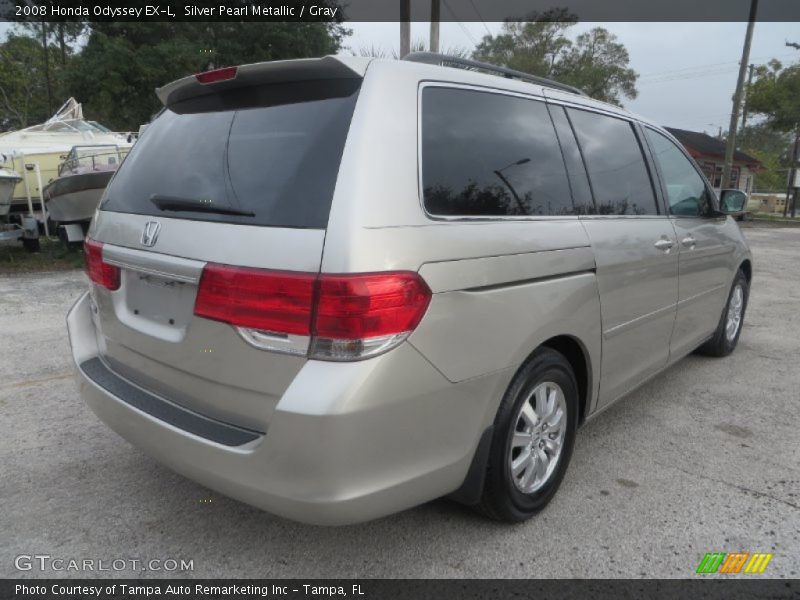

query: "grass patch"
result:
(0, 237), (85, 274)
(749, 211), (800, 221)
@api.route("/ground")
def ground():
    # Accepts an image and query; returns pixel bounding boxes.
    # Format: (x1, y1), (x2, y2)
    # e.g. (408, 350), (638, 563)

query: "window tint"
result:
(548, 105), (594, 214)
(101, 80), (360, 228)
(567, 109), (658, 216)
(645, 128), (715, 217)
(421, 87), (574, 217)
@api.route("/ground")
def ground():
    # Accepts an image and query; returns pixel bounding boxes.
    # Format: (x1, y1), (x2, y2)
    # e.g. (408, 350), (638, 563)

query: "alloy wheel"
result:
(508, 381), (567, 494)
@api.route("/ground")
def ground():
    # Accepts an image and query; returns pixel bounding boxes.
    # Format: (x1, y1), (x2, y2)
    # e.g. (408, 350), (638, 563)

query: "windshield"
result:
(101, 79), (361, 229)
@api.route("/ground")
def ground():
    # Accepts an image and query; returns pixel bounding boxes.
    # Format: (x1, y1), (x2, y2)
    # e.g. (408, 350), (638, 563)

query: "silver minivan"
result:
(67, 53), (752, 525)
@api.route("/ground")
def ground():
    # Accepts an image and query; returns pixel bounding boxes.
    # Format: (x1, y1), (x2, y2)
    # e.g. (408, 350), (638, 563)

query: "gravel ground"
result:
(1, 226), (798, 579)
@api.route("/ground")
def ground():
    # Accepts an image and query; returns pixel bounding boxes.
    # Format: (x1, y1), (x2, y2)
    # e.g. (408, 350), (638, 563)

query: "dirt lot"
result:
(0, 226), (798, 578)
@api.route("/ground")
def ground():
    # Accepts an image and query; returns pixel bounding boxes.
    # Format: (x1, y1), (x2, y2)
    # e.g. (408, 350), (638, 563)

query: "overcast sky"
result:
(2, 21), (798, 133)
(344, 21), (799, 134)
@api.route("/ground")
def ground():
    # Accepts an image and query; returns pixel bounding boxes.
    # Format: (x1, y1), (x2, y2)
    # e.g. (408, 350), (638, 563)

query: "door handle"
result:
(654, 239), (674, 252)
(681, 236), (697, 248)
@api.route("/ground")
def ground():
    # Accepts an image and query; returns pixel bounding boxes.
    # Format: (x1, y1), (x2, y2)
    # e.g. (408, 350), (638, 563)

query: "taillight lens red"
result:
(192, 264), (432, 359)
(195, 66), (238, 84)
(194, 264), (316, 335)
(84, 238), (120, 291)
(315, 273), (431, 339)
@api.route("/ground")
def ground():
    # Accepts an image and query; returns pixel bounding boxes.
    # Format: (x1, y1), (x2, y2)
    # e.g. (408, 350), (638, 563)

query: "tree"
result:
(473, 11), (638, 106)
(746, 59), (800, 132)
(52, 23), (86, 67)
(62, 22), (350, 131)
(734, 123), (792, 191)
(473, 16), (575, 75)
(0, 22), (86, 128)
(0, 34), (53, 130)
(555, 28), (638, 104)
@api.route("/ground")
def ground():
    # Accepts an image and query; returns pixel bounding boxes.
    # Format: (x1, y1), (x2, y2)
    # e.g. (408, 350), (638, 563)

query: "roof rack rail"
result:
(402, 52), (587, 96)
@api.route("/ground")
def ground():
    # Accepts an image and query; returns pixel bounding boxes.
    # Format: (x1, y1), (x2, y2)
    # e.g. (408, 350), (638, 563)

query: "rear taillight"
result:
(194, 264), (315, 335)
(310, 273), (431, 361)
(193, 265), (432, 361)
(84, 238), (120, 291)
(195, 66), (238, 84)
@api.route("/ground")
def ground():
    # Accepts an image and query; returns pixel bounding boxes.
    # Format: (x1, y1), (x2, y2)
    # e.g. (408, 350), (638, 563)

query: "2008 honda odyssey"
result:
(67, 53), (752, 525)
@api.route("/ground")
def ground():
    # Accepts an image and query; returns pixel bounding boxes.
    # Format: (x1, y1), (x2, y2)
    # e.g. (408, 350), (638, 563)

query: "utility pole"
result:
(400, 0), (411, 58)
(430, 0), (440, 54)
(721, 0), (758, 190)
(741, 63), (755, 131)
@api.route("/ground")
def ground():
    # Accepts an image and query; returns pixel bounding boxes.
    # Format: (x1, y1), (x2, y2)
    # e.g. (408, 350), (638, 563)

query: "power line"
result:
(640, 67), (742, 85)
(441, 0), (478, 47)
(467, 0), (492, 38)
(638, 51), (797, 81)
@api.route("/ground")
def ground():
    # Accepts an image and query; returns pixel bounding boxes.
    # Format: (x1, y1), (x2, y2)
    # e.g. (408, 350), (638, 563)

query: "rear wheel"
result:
(698, 269), (749, 357)
(478, 347), (578, 522)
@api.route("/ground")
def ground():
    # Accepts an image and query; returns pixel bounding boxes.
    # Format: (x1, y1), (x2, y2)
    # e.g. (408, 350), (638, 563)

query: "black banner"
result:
(1, 0), (800, 23)
(3, 579), (800, 600)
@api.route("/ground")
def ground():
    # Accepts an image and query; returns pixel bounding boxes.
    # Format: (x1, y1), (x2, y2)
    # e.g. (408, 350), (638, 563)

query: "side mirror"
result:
(719, 189), (747, 214)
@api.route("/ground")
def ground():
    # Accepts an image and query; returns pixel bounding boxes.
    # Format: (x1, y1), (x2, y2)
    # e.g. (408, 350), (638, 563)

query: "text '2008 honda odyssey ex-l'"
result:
(67, 53), (752, 525)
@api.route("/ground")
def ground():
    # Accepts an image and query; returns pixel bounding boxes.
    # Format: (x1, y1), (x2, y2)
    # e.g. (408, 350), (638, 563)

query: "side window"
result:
(548, 105), (595, 214)
(421, 87), (575, 217)
(644, 128), (714, 217)
(567, 108), (659, 216)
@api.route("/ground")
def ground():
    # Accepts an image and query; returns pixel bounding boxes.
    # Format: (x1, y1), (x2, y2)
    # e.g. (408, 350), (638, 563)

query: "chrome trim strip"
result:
(677, 284), (727, 308)
(102, 244), (205, 284)
(603, 303), (677, 340)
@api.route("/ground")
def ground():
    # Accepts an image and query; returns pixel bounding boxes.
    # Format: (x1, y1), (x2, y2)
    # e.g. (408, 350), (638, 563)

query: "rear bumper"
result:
(68, 291), (508, 525)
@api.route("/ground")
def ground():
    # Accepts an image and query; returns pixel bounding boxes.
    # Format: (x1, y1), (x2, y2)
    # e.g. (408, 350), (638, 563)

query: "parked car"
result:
(67, 54), (752, 525)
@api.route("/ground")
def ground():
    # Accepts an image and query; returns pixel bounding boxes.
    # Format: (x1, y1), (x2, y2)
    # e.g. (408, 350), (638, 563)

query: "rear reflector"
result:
(84, 238), (120, 291)
(195, 66), (238, 84)
(193, 265), (432, 360)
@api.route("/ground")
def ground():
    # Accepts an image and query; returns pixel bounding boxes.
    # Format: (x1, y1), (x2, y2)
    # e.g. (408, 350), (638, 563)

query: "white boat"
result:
(0, 98), (134, 212)
(44, 145), (127, 224)
(0, 166), (22, 218)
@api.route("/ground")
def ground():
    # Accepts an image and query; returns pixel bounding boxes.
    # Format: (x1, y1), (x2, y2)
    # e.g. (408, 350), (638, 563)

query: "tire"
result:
(478, 347), (578, 523)
(22, 236), (40, 253)
(698, 269), (749, 357)
(58, 226), (70, 249)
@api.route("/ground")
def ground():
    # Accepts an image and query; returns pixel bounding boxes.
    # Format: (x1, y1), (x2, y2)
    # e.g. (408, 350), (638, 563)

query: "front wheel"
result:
(478, 347), (578, 523)
(698, 269), (749, 357)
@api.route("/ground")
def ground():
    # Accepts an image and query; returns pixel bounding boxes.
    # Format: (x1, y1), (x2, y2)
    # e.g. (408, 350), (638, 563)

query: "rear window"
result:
(101, 79), (360, 229)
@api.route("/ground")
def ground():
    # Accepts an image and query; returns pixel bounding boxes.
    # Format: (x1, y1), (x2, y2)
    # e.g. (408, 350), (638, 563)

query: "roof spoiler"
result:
(156, 55), (371, 107)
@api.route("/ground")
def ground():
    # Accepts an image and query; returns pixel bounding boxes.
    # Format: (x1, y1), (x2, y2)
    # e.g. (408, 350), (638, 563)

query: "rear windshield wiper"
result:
(149, 194), (255, 217)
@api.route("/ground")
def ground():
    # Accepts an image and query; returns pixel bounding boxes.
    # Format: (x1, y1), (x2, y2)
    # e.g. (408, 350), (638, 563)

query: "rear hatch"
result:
(87, 57), (365, 432)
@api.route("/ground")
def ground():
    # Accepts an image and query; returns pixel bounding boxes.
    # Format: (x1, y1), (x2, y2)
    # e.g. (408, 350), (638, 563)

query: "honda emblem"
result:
(141, 221), (161, 247)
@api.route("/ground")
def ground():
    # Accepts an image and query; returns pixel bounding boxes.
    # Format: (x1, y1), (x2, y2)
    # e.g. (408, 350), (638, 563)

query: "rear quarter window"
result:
(420, 87), (576, 217)
(101, 79), (360, 229)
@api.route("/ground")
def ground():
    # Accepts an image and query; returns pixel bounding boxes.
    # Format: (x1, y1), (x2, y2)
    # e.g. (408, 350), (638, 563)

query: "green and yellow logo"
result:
(696, 552), (773, 574)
